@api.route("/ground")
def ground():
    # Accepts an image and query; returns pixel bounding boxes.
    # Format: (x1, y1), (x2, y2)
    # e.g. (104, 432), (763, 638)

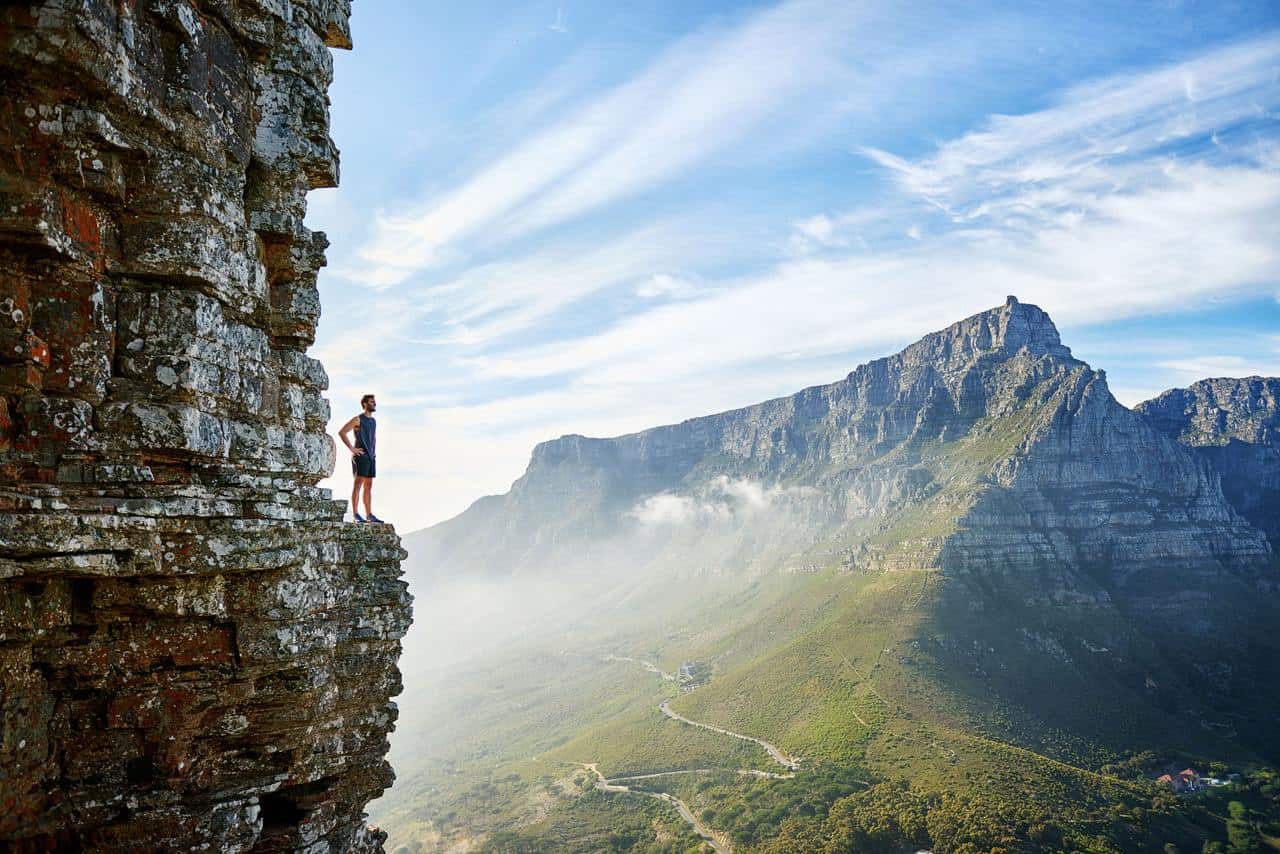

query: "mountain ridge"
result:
(1138, 376), (1280, 550)
(526, 295), (1075, 464)
(385, 298), (1280, 853)
(410, 297), (1271, 590)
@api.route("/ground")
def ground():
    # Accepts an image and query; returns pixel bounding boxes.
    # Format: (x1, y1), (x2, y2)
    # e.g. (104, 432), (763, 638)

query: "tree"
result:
(1226, 801), (1261, 854)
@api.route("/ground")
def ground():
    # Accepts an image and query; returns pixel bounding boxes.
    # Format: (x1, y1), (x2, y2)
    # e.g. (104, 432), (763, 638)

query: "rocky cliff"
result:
(413, 297), (1270, 593)
(0, 2), (411, 851)
(1138, 377), (1280, 550)
(406, 297), (1280, 767)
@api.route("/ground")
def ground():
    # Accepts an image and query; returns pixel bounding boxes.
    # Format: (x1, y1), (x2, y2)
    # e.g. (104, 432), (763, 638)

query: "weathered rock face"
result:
(414, 297), (1270, 593)
(0, 2), (411, 851)
(408, 298), (1280, 760)
(1137, 377), (1280, 550)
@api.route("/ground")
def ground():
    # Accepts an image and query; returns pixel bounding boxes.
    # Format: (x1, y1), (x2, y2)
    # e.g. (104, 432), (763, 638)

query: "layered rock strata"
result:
(415, 297), (1269, 592)
(0, 2), (411, 851)
(1138, 377), (1280, 550)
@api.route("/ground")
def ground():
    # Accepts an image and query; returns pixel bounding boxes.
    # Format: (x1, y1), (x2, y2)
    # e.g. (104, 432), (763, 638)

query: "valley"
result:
(374, 299), (1280, 853)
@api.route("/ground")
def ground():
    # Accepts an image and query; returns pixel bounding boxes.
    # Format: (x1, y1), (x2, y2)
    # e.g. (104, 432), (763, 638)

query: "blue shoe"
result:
(353, 513), (366, 523)
(368, 515), (385, 524)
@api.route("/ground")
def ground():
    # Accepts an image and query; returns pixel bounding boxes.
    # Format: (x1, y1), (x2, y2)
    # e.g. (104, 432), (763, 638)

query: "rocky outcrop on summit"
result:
(415, 297), (1269, 594)
(1, 2), (411, 851)
(1138, 377), (1280, 549)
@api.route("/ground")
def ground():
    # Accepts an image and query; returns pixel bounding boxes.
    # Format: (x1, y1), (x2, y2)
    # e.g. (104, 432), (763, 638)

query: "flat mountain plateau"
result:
(376, 298), (1280, 854)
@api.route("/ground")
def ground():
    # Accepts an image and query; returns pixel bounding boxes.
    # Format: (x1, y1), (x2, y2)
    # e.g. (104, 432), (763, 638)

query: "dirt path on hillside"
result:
(659, 699), (801, 771)
(580, 763), (730, 854)
(579, 656), (812, 851)
(609, 768), (796, 784)
(599, 654), (802, 770)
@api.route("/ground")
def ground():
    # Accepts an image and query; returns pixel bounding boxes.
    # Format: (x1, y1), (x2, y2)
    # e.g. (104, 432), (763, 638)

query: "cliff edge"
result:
(0, 2), (412, 850)
(413, 297), (1269, 589)
(1138, 376), (1280, 549)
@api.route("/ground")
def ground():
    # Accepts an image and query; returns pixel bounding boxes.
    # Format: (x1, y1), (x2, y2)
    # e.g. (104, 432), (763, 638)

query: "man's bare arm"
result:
(338, 416), (364, 455)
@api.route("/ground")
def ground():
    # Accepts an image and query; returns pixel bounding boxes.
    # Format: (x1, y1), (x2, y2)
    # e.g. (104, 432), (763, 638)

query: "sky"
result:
(307, 0), (1280, 533)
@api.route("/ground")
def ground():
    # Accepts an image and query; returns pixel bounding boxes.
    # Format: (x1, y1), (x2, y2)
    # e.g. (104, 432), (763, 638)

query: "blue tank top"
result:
(356, 413), (376, 459)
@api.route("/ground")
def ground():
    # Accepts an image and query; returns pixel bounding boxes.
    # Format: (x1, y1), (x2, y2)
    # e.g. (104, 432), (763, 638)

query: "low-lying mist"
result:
(369, 476), (859, 837)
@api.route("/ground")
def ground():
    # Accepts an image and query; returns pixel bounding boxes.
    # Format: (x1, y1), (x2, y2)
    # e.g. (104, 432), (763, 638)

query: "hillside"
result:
(384, 299), (1280, 853)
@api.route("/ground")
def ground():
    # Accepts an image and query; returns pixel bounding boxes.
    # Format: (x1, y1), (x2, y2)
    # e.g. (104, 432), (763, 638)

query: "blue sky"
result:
(307, 1), (1280, 531)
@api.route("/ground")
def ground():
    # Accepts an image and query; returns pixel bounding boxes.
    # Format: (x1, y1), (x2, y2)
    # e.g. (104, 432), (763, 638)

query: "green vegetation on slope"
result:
(378, 518), (1280, 854)
(479, 787), (707, 854)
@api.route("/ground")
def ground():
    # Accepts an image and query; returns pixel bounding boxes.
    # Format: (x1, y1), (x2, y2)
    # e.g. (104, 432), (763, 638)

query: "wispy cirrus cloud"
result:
(1158, 355), (1280, 379)
(414, 212), (748, 346)
(859, 32), (1280, 219)
(352, 0), (874, 287)
(464, 158), (1280, 387)
(317, 5), (1280, 531)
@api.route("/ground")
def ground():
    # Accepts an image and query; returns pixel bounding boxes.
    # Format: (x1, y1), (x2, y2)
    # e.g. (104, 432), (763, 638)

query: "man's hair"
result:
(361, 393), (375, 407)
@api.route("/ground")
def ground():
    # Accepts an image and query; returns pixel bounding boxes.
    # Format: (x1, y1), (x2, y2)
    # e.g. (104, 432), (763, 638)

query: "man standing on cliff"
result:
(339, 394), (383, 523)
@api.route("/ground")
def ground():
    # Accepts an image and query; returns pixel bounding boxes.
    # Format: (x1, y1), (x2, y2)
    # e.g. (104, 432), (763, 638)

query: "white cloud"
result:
(787, 208), (892, 255)
(795, 214), (835, 245)
(419, 215), (734, 345)
(350, 0), (873, 287)
(318, 28), (1280, 534)
(1157, 355), (1280, 380)
(629, 476), (814, 527)
(629, 493), (718, 526)
(860, 32), (1280, 218)
(712, 476), (814, 509)
(636, 273), (696, 300)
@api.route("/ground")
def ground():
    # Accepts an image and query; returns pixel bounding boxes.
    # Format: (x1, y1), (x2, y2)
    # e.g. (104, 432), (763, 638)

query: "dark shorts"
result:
(352, 453), (376, 478)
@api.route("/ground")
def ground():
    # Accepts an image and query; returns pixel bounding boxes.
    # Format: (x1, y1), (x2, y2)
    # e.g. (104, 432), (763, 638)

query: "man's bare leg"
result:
(350, 477), (363, 519)
(362, 478), (374, 519)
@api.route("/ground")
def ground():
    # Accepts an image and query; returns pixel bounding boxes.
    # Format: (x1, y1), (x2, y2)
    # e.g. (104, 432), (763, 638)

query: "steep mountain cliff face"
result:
(1138, 377), (1280, 549)
(414, 297), (1270, 593)
(0, 2), (411, 851)
(409, 298), (1280, 783)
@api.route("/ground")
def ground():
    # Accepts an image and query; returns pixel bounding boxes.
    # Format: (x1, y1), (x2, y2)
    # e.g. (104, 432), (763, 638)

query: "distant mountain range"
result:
(1138, 376), (1280, 548)
(410, 296), (1276, 596)
(391, 297), (1280, 852)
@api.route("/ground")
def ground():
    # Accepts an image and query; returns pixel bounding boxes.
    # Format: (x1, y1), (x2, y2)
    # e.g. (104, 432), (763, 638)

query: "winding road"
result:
(659, 699), (801, 771)
(580, 656), (805, 852)
(604, 656), (801, 770)
(580, 763), (730, 854)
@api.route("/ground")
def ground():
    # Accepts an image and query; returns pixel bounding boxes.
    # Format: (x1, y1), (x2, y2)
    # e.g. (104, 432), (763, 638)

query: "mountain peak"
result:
(998, 296), (1071, 356)
(889, 297), (1073, 378)
(415, 296), (1269, 592)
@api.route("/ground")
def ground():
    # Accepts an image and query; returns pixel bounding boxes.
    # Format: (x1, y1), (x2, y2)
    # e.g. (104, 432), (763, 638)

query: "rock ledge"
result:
(0, 2), (412, 850)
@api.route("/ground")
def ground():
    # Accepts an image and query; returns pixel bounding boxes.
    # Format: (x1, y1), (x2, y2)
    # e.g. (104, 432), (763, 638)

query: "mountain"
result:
(411, 297), (1278, 736)
(387, 299), (1280, 853)
(1138, 377), (1280, 549)
(411, 297), (1269, 594)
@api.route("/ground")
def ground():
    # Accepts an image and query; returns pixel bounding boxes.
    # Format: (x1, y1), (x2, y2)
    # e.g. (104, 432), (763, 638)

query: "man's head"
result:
(361, 393), (377, 414)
